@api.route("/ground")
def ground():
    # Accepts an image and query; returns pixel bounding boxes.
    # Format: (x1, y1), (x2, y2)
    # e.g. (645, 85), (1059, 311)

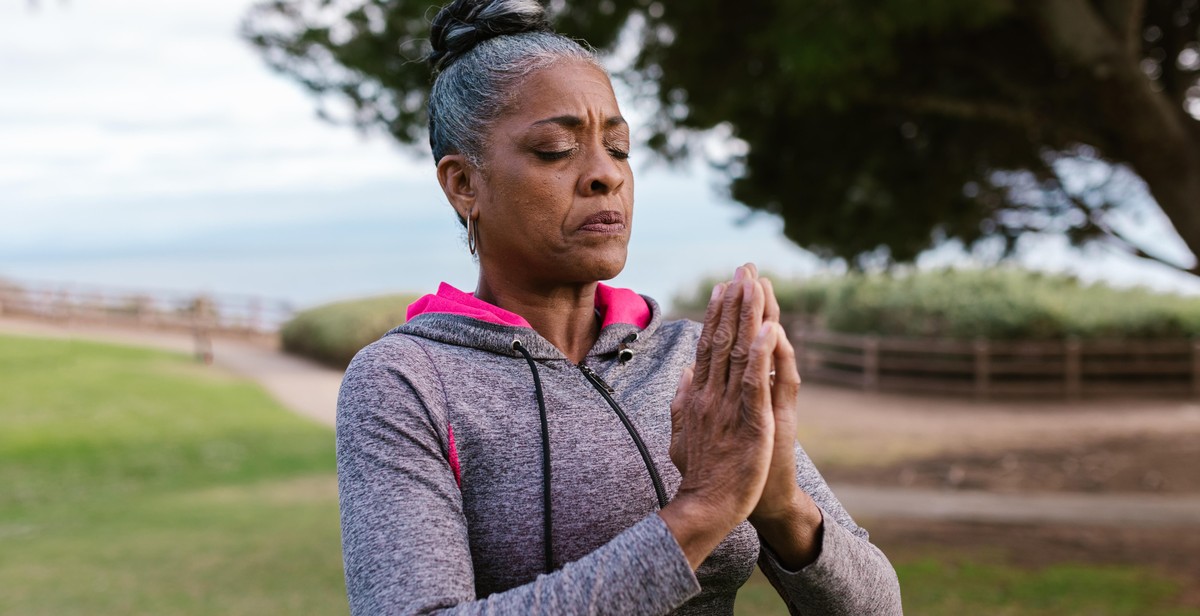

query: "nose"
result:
(577, 142), (626, 197)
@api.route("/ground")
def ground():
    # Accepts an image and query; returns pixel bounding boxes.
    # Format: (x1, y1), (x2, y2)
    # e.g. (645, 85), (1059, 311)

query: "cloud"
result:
(0, 0), (421, 219)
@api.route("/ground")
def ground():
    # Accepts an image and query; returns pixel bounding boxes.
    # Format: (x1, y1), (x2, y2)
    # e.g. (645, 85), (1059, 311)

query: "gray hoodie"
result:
(336, 283), (903, 615)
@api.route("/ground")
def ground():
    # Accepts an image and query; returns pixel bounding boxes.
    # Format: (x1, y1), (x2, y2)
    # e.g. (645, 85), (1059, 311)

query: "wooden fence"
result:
(795, 328), (1200, 399)
(0, 279), (294, 337)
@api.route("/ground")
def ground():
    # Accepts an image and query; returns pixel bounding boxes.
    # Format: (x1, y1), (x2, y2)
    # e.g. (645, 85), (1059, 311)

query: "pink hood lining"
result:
(406, 282), (651, 330)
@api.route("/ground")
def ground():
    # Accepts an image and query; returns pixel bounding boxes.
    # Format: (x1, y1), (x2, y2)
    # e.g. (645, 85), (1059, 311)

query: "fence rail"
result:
(794, 328), (1200, 399)
(0, 278), (294, 336)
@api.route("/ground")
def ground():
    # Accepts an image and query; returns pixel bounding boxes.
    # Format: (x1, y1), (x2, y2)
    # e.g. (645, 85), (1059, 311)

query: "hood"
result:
(393, 282), (662, 361)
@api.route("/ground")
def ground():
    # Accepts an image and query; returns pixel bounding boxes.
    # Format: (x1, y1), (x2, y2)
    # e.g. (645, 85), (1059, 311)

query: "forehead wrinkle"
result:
(527, 114), (627, 133)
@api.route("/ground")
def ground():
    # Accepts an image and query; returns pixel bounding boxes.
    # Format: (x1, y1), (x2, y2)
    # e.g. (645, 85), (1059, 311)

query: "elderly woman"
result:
(335, 0), (902, 614)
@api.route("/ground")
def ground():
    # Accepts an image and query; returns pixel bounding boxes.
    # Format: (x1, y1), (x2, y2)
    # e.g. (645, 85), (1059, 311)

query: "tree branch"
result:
(1096, 0), (1146, 57)
(892, 95), (1037, 127)
(1087, 210), (1199, 274)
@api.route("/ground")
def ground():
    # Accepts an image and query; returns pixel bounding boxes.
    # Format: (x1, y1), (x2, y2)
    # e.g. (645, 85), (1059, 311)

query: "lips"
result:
(578, 210), (626, 234)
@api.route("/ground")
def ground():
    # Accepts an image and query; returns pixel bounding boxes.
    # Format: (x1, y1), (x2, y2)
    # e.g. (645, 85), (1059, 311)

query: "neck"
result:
(475, 272), (601, 365)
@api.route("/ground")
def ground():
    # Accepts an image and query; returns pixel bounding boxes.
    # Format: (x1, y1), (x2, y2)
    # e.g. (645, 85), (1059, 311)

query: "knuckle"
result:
(711, 328), (734, 351)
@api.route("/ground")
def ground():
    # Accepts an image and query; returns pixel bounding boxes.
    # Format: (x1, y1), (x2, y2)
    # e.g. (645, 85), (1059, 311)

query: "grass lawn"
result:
(0, 335), (346, 615)
(2, 333), (1196, 615)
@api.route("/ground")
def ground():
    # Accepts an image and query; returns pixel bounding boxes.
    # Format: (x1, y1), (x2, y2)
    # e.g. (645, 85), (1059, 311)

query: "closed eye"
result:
(535, 148), (575, 161)
(608, 148), (630, 160)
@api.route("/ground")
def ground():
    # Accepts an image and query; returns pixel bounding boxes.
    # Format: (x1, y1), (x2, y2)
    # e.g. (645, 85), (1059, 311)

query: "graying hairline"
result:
(432, 33), (604, 170)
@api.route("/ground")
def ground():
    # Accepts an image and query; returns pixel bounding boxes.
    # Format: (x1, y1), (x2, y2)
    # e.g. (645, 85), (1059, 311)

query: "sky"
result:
(3, 0), (1200, 312)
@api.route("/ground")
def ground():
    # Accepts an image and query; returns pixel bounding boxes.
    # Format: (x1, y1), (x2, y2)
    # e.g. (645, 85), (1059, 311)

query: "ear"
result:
(436, 154), (478, 223)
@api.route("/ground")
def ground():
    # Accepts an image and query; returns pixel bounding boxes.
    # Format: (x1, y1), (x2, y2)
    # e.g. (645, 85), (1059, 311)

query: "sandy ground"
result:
(795, 383), (1200, 467)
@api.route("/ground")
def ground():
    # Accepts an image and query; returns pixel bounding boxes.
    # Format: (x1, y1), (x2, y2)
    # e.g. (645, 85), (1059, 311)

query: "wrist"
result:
(750, 494), (823, 570)
(659, 493), (745, 570)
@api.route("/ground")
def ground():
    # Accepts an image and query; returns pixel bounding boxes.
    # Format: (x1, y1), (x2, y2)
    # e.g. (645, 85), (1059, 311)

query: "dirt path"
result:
(833, 484), (1200, 528)
(795, 383), (1200, 467)
(3, 316), (1197, 529)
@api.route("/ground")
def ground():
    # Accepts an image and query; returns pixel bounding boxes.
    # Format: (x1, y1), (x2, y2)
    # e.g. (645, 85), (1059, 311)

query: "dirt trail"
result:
(4, 316), (1198, 529)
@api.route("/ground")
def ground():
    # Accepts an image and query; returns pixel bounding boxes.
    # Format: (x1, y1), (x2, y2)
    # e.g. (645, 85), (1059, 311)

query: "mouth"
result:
(578, 210), (627, 234)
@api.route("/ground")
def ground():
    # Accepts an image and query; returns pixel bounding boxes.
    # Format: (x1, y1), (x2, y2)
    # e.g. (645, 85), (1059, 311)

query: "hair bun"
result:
(428, 0), (552, 73)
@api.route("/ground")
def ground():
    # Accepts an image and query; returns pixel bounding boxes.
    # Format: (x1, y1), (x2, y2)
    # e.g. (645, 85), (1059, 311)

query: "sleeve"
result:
(336, 338), (702, 616)
(755, 442), (904, 615)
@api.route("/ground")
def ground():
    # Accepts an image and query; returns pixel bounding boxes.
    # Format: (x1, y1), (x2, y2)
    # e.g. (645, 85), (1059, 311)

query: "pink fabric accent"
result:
(406, 283), (532, 328)
(447, 423), (461, 488)
(595, 284), (652, 329)
(406, 282), (650, 329)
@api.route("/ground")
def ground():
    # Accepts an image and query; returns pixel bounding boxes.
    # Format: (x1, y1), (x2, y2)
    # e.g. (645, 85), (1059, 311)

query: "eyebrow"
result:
(530, 115), (628, 129)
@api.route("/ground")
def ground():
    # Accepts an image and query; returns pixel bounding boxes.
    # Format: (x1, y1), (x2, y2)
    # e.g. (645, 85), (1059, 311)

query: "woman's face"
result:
(463, 59), (635, 287)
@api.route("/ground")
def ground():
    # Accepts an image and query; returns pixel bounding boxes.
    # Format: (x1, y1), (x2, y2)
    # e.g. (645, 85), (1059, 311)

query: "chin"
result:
(575, 246), (628, 282)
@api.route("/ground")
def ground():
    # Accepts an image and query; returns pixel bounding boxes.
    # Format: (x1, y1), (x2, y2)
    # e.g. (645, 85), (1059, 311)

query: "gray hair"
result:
(427, 0), (603, 179)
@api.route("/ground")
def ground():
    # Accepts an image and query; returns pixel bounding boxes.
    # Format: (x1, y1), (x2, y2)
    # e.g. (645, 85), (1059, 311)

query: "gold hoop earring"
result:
(467, 216), (477, 255)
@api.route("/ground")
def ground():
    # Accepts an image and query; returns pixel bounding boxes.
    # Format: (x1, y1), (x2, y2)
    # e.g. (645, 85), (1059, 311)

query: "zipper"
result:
(578, 362), (668, 509)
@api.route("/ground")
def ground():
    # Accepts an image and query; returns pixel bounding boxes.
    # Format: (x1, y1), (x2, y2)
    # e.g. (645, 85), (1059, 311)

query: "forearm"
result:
(753, 442), (904, 615)
(417, 515), (700, 616)
(756, 507), (903, 616)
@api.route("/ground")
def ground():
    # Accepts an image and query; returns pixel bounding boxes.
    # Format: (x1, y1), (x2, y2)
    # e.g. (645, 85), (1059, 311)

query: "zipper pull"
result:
(579, 363), (616, 394)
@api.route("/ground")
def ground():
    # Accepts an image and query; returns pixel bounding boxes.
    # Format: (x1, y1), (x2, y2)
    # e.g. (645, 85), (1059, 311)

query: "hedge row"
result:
(674, 268), (1200, 340)
(281, 294), (417, 368)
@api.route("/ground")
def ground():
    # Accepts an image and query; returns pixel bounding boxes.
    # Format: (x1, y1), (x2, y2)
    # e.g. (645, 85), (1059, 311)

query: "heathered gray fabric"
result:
(336, 294), (903, 615)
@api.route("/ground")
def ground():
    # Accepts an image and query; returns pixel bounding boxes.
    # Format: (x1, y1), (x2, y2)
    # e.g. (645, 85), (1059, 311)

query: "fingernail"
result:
(711, 284), (723, 301)
(733, 267), (744, 283)
(743, 279), (753, 301)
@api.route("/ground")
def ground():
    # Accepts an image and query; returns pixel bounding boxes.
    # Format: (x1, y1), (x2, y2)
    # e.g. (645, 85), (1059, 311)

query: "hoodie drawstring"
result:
(512, 339), (555, 574)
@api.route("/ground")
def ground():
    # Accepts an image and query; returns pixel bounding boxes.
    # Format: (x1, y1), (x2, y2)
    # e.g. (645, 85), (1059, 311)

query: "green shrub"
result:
(281, 294), (418, 368)
(674, 267), (1200, 340)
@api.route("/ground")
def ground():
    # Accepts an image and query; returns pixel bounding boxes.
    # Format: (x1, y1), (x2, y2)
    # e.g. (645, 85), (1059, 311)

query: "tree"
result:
(242, 0), (1200, 272)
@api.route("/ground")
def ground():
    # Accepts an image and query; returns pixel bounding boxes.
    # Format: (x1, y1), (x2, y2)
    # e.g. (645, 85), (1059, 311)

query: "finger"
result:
(761, 277), (781, 324)
(740, 322), (778, 428)
(669, 366), (693, 471)
(693, 283), (726, 389)
(709, 268), (747, 388)
(770, 323), (803, 416)
(727, 276), (765, 391)
(743, 262), (759, 281)
(670, 365), (694, 428)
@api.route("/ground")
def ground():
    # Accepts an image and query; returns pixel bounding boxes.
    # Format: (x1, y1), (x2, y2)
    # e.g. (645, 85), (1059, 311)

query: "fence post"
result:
(1065, 337), (1082, 400)
(974, 338), (990, 400)
(792, 325), (807, 378)
(863, 336), (879, 391)
(1192, 338), (1200, 398)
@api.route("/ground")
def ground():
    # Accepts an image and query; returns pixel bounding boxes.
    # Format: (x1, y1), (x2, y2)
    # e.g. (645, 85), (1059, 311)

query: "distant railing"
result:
(795, 328), (1200, 399)
(0, 278), (294, 337)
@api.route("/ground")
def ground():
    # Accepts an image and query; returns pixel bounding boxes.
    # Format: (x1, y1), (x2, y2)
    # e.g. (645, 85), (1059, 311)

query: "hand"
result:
(748, 275), (805, 523)
(747, 272), (825, 568)
(661, 265), (779, 568)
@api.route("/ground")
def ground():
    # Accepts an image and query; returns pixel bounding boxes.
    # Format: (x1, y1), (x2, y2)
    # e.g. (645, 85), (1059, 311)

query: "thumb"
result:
(670, 365), (694, 432)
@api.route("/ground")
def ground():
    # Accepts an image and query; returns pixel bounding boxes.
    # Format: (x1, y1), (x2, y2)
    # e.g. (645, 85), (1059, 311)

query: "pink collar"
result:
(406, 282), (651, 330)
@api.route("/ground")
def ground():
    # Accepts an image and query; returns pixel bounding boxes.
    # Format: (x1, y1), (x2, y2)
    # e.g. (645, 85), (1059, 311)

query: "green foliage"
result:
(736, 560), (1197, 616)
(281, 294), (417, 368)
(241, 1), (1200, 268)
(0, 335), (345, 615)
(676, 268), (1200, 340)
